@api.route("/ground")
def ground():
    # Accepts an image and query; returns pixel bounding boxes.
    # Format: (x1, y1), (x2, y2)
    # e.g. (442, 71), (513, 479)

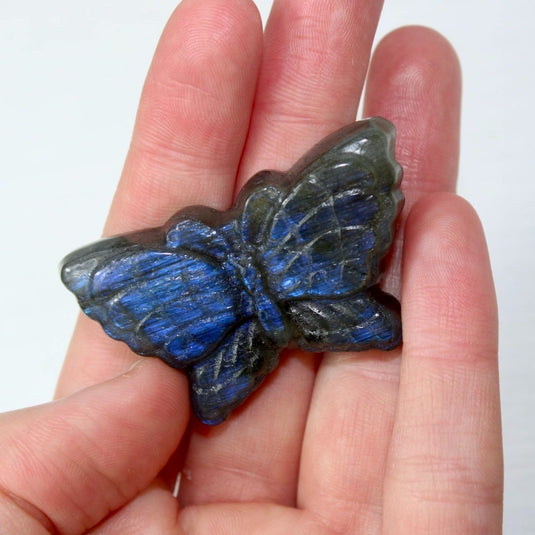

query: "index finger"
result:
(55, 0), (263, 398)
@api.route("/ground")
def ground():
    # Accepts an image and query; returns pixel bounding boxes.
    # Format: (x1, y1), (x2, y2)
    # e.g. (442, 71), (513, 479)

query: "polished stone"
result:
(61, 117), (404, 425)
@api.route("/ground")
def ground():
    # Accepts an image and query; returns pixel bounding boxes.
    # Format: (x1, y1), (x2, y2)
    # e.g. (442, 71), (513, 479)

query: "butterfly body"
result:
(61, 117), (404, 424)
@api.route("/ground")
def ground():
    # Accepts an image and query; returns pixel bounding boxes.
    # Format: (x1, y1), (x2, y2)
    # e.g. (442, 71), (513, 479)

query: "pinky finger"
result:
(382, 194), (503, 534)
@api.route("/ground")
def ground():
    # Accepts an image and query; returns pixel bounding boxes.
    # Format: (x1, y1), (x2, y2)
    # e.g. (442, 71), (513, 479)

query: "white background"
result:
(1, 1), (533, 531)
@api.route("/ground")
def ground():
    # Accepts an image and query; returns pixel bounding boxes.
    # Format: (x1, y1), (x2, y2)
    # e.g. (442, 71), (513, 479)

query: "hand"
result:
(0, 0), (502, 533)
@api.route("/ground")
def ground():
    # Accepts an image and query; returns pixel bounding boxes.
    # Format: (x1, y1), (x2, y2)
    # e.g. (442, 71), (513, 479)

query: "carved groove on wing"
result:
(165, 217), (229, 260)
(266, 189), (378, 295)
(238, 183), (284, 248)
(188, 320), (280, 425)
(261, 162), (385, 298)
(269, 185), (374, 252)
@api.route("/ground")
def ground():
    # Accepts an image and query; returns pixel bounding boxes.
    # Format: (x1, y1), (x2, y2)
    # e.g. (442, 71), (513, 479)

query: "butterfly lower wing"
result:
(188, 319), (280, 424)
(288, 288), (402, 352)
(260, 117), (403, 300)
(60, 232), (242, 368)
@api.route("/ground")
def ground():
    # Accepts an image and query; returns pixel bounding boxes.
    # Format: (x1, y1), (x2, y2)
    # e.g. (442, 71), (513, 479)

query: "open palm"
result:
(0, 0), (502, 533)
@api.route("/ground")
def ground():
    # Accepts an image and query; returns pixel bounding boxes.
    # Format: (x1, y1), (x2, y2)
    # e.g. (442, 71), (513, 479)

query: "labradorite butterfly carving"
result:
(61, 117), (404, 425)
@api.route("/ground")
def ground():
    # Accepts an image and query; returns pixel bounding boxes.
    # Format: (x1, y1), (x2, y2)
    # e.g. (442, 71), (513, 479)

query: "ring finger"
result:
(297, 27), (462, 534)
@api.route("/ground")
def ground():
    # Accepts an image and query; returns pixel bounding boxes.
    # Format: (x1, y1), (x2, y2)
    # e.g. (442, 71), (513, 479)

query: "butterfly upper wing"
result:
(188, 319), (280, 425)
(258, 117), (403, 300)
(60, 221), (244, 368)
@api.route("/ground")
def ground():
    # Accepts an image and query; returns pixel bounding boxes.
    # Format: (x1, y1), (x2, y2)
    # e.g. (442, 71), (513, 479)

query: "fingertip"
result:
(159, 0), (263, 63)
(402, 193), (498, 362)
(375, 25), (460, 76)
(405, 192), (484, 251)
(368, 25), (461, 114)
(365, 26), (462, 200)
(404, 192), (490, 285)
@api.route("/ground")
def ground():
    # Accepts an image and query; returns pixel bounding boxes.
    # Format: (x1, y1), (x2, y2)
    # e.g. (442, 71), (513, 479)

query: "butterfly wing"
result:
(258, 117), (403, 300)
(287, 289), (402, 351)
(60, 221), (244, 368)
(188, 319), (280, 424)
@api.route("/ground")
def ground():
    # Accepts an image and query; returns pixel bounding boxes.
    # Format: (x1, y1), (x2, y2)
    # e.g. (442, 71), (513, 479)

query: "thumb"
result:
(0, 358), (189, 534)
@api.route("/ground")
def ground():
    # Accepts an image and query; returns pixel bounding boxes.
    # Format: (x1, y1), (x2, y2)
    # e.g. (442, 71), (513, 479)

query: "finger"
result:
(0, 359), (188, 534)
(108, 0), (263, 233)
(238, 0), (383, 182)
(298, 28), (462, 534)
(179, 0), (384, 507)
(56, 0), (263, 397)
(382, 194), (502, 534)
(364, 26), (462, 296)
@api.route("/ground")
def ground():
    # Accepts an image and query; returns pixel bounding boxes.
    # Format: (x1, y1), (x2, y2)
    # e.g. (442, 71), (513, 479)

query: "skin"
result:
(0, 0), (502, 533)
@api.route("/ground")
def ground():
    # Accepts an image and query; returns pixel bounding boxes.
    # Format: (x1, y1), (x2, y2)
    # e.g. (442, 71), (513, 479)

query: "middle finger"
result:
(179, 0), (384, 507)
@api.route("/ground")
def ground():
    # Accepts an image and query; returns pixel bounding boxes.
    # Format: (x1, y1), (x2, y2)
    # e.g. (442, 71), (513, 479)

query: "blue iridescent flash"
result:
(61, 117), (404, 425)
